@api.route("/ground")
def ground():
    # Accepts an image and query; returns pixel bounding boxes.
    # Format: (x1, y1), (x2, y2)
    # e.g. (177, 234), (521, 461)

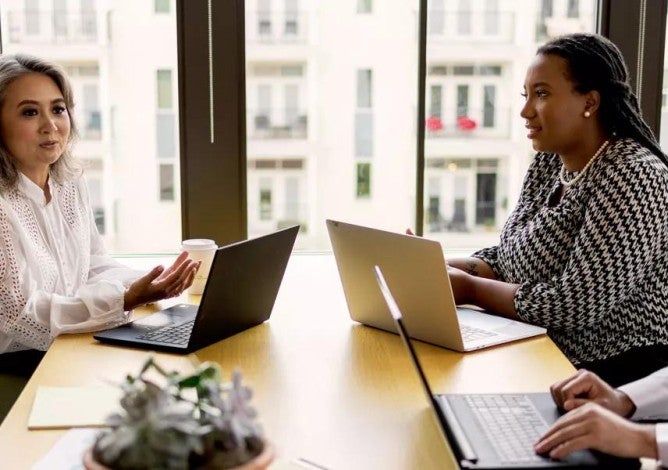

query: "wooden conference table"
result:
(0, 253), (578, 469)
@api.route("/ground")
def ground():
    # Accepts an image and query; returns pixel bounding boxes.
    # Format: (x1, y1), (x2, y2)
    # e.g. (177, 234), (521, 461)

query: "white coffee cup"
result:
(181, 239), (218, 295)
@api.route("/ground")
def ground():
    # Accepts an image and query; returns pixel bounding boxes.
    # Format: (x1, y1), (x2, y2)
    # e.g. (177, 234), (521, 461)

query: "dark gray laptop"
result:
(94, 226), (299, 354)
(373, 265), (640, 470)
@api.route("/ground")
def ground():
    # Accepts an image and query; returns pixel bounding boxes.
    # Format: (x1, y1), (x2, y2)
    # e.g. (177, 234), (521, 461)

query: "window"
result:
(567, 0), (579, 19)
(457, 0), (471, 35)
(357, 0), (372, 14)
(157, 115), (176, 158)
(456, 85), (469, 118)
(83, 84), (101, 139)
(1, 4), (183, 252)
(482, 85), (496, 128)
(25, 0), (39, 35)
(81, 0), (97, 37)
(7, 1), (652, 258)
(356, 162), (371, 198)
(54, 0), (67, 37)
(284, 177), (300, 221)
(155, 0), (170, 14)
(355, 69), (373, 157)
(259, 180), (273, 220)
(285, 0), (298, 36)
(484, 0), (499, 35)
(157, 70), (173, 109)
(258, 0), (272, 36)
(429, 85), (442, 118)
(156, 69), (176, 159)
(356, 69), (372, 107)
(429, 0), (444, 35)
(159, 164), (175, 201)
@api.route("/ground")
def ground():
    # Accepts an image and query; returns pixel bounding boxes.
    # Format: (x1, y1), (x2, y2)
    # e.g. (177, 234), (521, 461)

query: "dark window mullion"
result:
(600, 0), (667, 137)
(177, 0), (247, 245)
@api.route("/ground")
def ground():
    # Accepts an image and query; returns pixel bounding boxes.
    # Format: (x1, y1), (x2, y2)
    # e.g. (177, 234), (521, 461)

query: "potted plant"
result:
(83, 357), (273, 470)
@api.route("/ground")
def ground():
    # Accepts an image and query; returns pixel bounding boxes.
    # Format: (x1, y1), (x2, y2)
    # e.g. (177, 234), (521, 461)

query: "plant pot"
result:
(83, 441), (275, 470)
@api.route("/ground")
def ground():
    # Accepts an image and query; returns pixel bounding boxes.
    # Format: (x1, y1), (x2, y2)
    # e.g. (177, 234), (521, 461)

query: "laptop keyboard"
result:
(136, 320), (195, 346)
(460, 324), (498, 342)
(465, 394), (548, 463)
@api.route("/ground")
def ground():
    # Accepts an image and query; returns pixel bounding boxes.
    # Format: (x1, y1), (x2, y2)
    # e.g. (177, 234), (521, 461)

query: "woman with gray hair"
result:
(0, 54), (199, 421)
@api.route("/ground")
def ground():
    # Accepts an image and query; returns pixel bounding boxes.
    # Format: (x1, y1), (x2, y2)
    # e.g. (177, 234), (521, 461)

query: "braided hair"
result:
(537, 33), (668, 167)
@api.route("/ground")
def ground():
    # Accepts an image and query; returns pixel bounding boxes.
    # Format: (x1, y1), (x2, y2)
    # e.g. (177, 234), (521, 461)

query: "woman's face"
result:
(520, 54), (590, 156)
(0, 73), (71, 178)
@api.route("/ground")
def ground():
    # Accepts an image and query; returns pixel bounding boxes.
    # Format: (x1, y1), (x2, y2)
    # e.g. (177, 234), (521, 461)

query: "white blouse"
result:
(619, 367), (668, 465)
(0, 173), (141, 353)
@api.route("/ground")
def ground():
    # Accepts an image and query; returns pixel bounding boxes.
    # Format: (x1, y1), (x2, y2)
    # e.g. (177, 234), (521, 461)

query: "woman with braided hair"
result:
(445, 33), (668, 387)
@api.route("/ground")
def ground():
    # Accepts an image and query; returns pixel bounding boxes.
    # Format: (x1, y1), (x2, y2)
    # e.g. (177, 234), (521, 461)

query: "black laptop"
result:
(94, 226), (299, 353)
(373, 265), (640, 470)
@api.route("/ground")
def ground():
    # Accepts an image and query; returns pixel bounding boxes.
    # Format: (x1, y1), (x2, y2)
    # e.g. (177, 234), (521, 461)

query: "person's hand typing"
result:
(534, 403), (657, 460)
(123, 252), (200, 311)
(549, 369), (635, 416)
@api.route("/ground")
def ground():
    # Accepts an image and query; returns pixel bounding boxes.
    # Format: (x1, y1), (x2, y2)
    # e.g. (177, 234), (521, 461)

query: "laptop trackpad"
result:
(132, 304), (198, 331)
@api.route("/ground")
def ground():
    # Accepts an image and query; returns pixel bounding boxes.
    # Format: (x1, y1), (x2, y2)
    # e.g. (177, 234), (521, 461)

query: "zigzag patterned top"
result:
(473, 138), (668, 365)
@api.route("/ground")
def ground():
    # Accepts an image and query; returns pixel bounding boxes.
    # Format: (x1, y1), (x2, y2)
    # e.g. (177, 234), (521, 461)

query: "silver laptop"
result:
(374, 265), (640, 469)
(326, 219), (545, 351)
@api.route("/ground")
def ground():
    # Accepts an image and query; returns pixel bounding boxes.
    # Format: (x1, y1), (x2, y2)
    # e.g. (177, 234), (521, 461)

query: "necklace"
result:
(559, 140), (610, 188)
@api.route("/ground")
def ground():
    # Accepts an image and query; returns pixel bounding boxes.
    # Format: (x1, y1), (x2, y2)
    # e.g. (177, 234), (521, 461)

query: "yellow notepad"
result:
(28, 386), (122, 430)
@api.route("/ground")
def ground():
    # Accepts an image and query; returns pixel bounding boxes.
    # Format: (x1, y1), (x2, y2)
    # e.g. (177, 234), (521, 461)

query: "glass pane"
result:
(1, 1), (182, 253)
(246, 1), (418, 249)
(244, 1), (597, 252)
(425, 0), (597, 251)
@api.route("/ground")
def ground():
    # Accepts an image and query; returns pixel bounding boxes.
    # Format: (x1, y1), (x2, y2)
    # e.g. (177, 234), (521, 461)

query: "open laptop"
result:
(94, 225), (299, 353)
(374, 266), (640, 469)
(326, 219), (545, 351)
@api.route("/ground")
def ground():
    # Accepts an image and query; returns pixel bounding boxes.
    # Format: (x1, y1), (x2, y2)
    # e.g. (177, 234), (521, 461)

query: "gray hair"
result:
(0, 54), (82, 193)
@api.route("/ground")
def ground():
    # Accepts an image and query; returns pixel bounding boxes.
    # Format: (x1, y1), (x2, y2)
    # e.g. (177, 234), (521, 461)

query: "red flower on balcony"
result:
(425, 115), (443, 131)
(457, 115), (477, 131)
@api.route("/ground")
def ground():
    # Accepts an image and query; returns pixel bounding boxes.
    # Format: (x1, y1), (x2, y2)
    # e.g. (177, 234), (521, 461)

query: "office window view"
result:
(245, 0), (597, 250)
(12, 0), (664, 254)
(0, 0), (181, 254)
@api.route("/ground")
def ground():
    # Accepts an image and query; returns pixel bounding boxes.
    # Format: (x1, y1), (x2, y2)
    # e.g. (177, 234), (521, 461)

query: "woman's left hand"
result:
(447, 266), (476, 305)
(124, 252), (200, 310)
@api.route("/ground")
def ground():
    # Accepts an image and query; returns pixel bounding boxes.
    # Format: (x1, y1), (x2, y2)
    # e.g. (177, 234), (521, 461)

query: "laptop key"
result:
(137, 320), (195, 346)
(460, 324), (499, 342)
(465, 394), (549, 463)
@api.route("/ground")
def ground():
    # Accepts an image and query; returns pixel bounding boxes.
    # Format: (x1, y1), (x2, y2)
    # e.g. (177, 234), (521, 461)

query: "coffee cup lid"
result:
(182, 239), (217, 250)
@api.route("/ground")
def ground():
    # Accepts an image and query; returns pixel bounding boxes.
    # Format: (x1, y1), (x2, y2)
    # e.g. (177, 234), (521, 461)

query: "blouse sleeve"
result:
(0, 181), (141, 351)
(619, 366), (668, 420)
(513, 153), (668, 330)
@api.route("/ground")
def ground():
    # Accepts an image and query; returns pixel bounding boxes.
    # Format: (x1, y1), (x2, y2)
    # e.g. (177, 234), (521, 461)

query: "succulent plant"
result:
(92, 357), (264, 470)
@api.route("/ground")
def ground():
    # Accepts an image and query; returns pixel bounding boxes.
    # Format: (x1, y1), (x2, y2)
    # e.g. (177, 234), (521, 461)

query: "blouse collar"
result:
(18, 172), (55, 207)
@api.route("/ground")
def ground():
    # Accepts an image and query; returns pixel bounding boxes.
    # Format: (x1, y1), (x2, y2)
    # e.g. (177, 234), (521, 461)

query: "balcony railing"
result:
(248, 109), (308, 140)
(7, 10), (98, 44)
(427, 10), (514, 43)
(246, 10), (308, 44)
(425, 107), (511, 139)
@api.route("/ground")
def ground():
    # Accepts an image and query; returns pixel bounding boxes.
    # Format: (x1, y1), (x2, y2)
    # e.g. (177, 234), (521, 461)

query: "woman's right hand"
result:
(123, 252), (200, 311)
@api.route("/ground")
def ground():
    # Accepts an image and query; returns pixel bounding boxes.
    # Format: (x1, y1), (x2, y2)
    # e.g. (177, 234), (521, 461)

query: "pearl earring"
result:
(584, 110), (591, 118)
